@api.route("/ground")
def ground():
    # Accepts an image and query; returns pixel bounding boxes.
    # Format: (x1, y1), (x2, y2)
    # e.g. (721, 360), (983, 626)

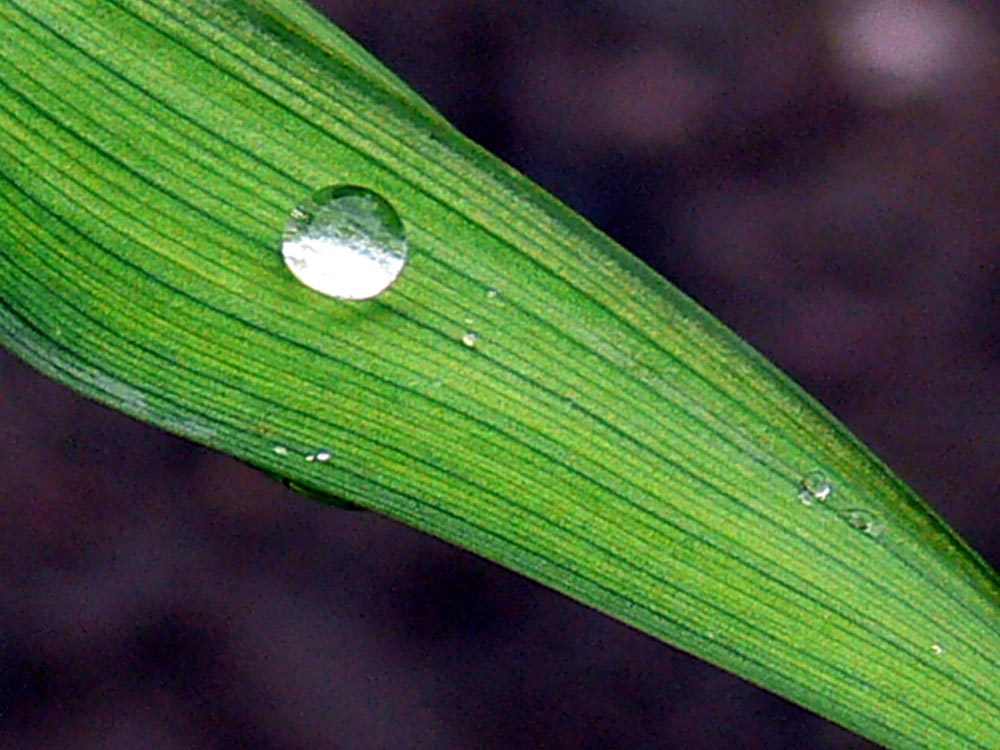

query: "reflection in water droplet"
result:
(462, 332), (479, 348)
(798, 471), (832, 504)
(272, 445), (290, 456)
(281, 185), (408, 300)
(315, 450), (332, 463)
(843, 509), (882, 537)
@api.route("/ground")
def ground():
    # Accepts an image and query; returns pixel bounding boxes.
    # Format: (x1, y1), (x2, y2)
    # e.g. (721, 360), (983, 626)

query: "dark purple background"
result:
(2, 2), (998, 748)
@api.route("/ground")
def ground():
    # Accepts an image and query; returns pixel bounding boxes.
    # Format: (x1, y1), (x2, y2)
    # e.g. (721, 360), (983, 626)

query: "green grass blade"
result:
(0, 2), (997, 747)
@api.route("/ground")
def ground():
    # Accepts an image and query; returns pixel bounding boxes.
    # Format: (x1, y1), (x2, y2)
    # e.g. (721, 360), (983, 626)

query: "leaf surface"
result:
(1, 2), (997, 747)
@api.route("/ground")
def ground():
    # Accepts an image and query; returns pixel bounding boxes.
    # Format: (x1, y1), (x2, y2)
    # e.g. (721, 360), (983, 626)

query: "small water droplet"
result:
(843, 509), (882, 537)
(486, 287), (500, 299)
(315, 450), (332, 463)
(305, 453), (316, 462)
(264, 471), (365, 510)
(272, 445), (290, 456)
(798, 471), (832, 504)
(462, 331), (479, 348)
(281, 185), (408, 300)
(931, 643), (944, 655)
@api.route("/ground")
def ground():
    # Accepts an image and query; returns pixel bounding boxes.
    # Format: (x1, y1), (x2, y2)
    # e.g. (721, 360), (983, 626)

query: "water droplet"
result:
(931, 643), (944, 655)
(315, 450), (332, 463)
(263, 471), (366, 510)
(798, 471), (832, 504)
(281, 185), (408, 300)
(462, 331), (479, 348)
(843, 509), (882, 537)
(305, 453), (316, 462)
(486, 287), (500, 299)
(272, 445), (290, 456)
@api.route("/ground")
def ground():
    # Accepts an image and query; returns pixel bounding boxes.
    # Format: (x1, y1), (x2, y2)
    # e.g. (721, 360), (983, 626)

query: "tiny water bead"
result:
(271, 475), (366, 511)
(798, 471), (833, 504)
(462, 331), (479, 348)
(272, 445), (290, 457)
(843, 509), (882, 538)
(281, 185), (408, 300)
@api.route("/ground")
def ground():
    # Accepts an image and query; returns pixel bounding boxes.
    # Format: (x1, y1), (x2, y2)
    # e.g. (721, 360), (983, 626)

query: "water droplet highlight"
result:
(462, 331), (479, 348)
(931, 643), (944, 655)
(272, 445), (290, 456)
(315, 450), (332, 463)
(798, 471), (832, 504)
(843, 508), (882, 537)
(281, 185), (408, 300)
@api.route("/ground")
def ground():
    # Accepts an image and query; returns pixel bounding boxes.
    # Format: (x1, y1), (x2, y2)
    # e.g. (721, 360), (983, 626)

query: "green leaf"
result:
(1, 2), (997, 748)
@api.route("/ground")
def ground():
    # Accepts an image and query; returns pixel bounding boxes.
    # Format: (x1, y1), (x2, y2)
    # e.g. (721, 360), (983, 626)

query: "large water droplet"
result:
(281, 185), (408, 300)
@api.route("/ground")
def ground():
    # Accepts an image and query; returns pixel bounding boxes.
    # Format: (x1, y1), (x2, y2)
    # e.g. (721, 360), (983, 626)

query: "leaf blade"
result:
(1, 2), (998, 748)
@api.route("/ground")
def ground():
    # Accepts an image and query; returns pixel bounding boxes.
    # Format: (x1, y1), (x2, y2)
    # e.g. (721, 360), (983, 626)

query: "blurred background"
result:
(2, 1), (998, 748)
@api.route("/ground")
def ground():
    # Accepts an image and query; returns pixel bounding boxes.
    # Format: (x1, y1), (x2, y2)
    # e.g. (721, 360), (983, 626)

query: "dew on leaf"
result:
(843, 508), (883, 538)
(281, 185), (408, 300)
(798, 471), (833, 504)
